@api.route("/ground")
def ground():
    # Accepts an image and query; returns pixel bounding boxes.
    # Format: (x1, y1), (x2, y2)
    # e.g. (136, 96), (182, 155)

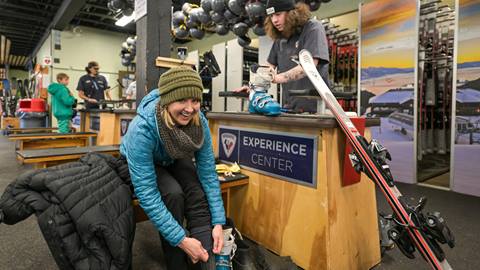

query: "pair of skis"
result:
(298, 50), (454, 270)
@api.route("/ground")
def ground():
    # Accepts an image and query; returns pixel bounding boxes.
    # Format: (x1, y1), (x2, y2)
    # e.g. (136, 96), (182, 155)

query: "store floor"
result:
(0, 135), (479, 269)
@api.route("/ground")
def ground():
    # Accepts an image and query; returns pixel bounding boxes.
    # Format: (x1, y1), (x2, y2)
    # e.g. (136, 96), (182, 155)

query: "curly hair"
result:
(264, 2), (311, 40)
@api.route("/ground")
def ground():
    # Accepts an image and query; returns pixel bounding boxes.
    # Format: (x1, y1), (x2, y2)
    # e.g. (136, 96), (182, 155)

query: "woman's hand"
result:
(178, 237), (209, 263)
(212, 224), (224, 254)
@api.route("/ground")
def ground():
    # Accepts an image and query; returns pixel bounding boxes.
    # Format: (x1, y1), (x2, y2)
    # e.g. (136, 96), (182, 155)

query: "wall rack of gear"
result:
(417, 0), (455, 181)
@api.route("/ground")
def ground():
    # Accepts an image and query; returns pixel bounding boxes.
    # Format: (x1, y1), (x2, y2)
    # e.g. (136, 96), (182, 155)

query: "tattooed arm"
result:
(272, 58), (319, 84)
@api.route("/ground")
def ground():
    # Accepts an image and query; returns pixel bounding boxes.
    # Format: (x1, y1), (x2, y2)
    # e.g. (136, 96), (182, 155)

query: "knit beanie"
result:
(158, 67), (203, 107)
(266, 0), (296, 15)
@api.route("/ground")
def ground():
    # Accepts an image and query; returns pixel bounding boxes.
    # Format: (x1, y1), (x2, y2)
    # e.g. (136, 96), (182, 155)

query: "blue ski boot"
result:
(215, 228), (237, 270)
(248, 90), (281, 116)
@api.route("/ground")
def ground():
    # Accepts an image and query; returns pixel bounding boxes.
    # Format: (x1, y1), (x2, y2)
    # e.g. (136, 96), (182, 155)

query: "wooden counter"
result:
(79, 109), (136, 145)
(208, 112), (381, 270)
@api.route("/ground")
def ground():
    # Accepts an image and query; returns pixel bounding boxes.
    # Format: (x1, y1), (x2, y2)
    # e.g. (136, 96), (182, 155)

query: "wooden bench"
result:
(16, 145), (120, 168)
(8, 132), (97, 151)
(5, 127), (76, 135)
(133, 174), (249, 223)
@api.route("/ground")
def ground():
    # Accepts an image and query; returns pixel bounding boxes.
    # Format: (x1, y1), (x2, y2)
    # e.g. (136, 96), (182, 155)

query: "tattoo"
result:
(282, 67), (306, 82)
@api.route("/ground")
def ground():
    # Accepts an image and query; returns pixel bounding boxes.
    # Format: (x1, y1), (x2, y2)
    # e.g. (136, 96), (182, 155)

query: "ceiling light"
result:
(115, 14), (134, 27)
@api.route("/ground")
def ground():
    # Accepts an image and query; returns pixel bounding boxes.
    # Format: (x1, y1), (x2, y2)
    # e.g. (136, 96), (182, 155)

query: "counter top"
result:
(206, 112), (380, 128)
(78, 109), (136, 114)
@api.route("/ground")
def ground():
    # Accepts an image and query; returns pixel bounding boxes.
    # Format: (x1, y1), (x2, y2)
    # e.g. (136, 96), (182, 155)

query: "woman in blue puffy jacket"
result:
(120, 67), (225, 269)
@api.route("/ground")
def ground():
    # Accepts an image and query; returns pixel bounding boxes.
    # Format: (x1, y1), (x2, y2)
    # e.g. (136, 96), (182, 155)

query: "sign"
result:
(42, 56), (52, 66)
(90, 116), (100, 131)
(218, 126), (318, 187)
(135, 0), (147, 21)
(120, 118), (132, 137)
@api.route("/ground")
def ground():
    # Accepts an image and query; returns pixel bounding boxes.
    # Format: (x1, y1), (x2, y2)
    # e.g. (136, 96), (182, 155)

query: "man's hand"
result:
(178, 237), (209, 263)
(272, 73), (288, 84)
(212, 224), (224, 254)
(88, 98), (98, 103)
(232, 85), (251, 93)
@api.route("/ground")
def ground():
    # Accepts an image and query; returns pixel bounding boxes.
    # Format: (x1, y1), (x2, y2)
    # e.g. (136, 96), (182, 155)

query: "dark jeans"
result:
(155, 159), (213, 270)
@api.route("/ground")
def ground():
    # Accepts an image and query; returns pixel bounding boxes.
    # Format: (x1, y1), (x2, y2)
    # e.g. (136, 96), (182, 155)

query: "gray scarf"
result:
(156, 103), (204, 159)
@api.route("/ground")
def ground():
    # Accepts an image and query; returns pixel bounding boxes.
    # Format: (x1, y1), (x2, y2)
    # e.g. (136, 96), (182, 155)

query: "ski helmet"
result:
(252, 24), (266, 36)
(201, 0), (213, 13)
(196, 8), (211, 24)
(122, 7), (133, 16)
(223, 9), (237, 21)
(232, 22), (249, 36)
(190, 28), (205, 39)
(172, 10), (186, 26)
(210, 11), (225, 24)
(182, 2), (194, 16)
(309, 0), (321, 11)
(212, 0), (226, 13)
(237, 35), (251, 47)
(126, 36), (136, 46)
(174, 26), (189, 39)
(216, 24), (229, 35)
(228, 0), (244, 16)
(185, 16), (198, 28)
(110, 0), (125, 11)
(245, 1), (265, 19)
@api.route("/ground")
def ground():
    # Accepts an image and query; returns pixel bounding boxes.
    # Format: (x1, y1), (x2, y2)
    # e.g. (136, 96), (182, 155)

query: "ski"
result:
(298, 49), (454, 270)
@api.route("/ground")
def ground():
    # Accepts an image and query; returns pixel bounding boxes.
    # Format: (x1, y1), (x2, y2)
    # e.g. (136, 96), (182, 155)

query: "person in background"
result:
(235, 0), (330, 113)
(120, 67), (225, 270)
(77, 61), (111, 109)
(48, 73), (76, 133)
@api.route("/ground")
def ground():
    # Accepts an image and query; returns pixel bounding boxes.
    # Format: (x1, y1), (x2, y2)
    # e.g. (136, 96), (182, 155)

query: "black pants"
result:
(154, 159), (213, 270)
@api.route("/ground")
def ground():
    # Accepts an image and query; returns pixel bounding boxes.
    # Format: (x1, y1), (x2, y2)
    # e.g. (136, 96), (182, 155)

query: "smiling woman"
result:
(119, 66), (226, 270)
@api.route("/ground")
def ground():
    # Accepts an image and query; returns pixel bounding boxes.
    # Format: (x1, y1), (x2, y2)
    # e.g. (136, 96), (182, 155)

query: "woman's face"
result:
(167, 98), (200, 126)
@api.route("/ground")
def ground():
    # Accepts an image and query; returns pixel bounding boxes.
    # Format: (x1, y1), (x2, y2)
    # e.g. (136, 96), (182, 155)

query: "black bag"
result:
(226, 218), (299, 270)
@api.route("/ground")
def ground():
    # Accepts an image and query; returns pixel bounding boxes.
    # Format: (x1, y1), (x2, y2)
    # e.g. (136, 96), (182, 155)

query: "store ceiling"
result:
(0, 0), (135, 69)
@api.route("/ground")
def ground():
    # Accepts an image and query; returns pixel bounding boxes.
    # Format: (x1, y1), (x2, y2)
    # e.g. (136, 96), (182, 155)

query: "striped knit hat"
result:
(158, 66), (203, 107)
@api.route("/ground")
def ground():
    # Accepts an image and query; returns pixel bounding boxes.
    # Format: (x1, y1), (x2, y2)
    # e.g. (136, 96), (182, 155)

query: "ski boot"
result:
(248, 90), (281, 116)
(215, 228), (237, 270)
(247, 64), (281, 116)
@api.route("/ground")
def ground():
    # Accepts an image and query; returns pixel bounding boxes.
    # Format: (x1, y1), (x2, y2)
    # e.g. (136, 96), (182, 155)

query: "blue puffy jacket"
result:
(120, 89), (225, 246)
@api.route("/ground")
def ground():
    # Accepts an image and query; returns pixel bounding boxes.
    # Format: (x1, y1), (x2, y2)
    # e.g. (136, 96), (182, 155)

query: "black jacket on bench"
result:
(0, 153), (135, 270)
